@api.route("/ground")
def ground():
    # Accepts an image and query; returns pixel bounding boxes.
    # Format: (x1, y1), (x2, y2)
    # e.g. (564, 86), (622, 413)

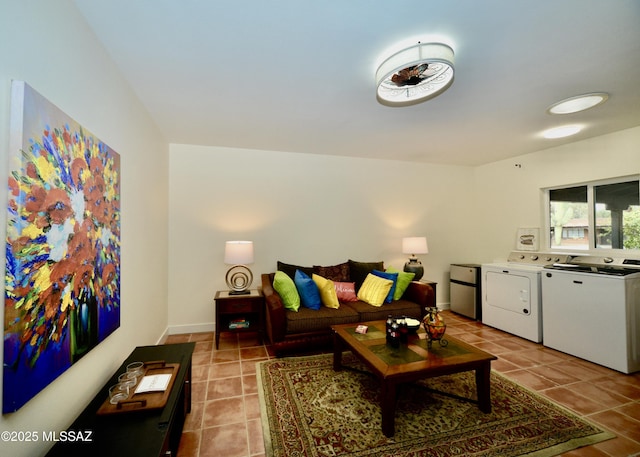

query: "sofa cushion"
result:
(285, 306), (359, 334)
(273, 271), (301, 312)
(334, 281), (358, 302)
(357, 273), (393, 307)
(312, 274), (340, 309)
(348, 259), (384, 291)
(372, 269), (398, 303)
(312, 262), (350, 282)
(386, 266), (415, 300)
(345, 299), (423, 323)
(277, 261), (314, 279)
(294, 270), (322, 310)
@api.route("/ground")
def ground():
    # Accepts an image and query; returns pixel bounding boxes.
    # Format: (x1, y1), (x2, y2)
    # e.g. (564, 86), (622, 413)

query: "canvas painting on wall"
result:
(3, 81), (121, 413)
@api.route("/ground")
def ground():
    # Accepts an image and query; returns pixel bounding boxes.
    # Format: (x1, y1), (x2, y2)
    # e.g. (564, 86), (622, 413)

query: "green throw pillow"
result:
(386, 266), (415, 300)
(273, 271), (300, 312)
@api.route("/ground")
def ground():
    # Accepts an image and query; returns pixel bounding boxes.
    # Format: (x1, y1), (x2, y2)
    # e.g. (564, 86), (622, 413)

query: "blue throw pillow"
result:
(294, 270), (322, 310)
(372, 269), (398, 303)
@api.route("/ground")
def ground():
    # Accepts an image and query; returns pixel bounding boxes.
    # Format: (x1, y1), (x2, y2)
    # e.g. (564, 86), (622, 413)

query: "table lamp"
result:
(402, 237), (428, 281)
(224, 241), (254, 295)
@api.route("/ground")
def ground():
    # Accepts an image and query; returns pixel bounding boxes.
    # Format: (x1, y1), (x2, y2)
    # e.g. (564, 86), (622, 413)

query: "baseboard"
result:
(167, 322), (215, 336)
(156, 327), (170, 345)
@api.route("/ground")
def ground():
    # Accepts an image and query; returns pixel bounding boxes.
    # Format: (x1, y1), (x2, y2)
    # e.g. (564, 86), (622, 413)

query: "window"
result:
(547, 177), (640, 251)
(549, 185), (588, 249)
(563, 227), (585, 239)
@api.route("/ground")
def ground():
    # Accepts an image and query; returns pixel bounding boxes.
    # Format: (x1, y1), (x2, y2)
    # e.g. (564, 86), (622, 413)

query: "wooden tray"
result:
(97, 361), (179, 415)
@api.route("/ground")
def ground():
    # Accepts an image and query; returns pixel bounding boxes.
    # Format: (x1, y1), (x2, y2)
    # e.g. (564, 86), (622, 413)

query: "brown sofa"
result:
(260, 260), (436, 356)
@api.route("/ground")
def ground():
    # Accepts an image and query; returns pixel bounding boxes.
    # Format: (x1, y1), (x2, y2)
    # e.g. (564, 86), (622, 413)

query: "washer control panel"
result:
(507, 251), (571, 265)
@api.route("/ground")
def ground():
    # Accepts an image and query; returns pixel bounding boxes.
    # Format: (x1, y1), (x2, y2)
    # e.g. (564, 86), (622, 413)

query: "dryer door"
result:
(485, 270), (531, 315)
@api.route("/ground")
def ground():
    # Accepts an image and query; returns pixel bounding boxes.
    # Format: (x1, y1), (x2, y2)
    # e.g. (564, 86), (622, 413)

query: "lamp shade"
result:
(402, 237), (428, 255)
(224, 241), (254, 265)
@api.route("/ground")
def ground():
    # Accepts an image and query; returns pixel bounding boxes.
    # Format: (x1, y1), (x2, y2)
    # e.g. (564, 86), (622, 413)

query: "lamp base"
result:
(226, 265), (254, 294)
(228, 289), (251, 295)
(404, 259), (424, 281)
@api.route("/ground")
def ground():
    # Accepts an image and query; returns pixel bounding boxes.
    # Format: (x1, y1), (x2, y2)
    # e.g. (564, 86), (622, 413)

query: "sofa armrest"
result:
(261, 273), (286, 343)
(403, 281), (435, 314)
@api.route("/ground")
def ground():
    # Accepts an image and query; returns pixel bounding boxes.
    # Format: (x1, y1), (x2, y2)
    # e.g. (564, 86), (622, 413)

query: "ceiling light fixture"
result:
(376, 42), (454, 107)
(542, 124), (583, 139)
(547, 93), (609, 115)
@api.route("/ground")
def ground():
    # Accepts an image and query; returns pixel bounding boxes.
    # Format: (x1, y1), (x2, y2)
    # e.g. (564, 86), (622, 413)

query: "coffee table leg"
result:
(381, 380), (396, 437)
(333, 331), (343, 371)
(476, 363), (492, 413)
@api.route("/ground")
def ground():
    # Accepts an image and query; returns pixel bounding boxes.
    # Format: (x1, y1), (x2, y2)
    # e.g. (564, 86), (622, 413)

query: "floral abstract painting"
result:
(3, 81), (120, 413)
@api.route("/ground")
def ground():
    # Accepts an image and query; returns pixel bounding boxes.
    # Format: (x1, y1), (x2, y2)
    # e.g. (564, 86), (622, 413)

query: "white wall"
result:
(168, 127), (640, 333)
(0, 2), (169, 456)
(167, 144), (476, 331)
(472, 126), (640, 262)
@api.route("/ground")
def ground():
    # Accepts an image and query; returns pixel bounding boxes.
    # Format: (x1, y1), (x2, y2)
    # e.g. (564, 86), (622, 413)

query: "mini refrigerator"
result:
(449, 263), (482, 320)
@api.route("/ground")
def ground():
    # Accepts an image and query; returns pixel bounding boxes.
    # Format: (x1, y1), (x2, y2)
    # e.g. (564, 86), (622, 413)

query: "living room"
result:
(1, 2), (640, 456)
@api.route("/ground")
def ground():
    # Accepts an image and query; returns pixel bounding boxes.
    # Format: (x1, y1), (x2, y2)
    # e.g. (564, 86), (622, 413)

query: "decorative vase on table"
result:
(423, 307), (448, 348)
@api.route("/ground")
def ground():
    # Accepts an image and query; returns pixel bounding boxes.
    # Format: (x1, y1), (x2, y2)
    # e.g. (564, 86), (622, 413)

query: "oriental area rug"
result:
(257, 353), (614, 457)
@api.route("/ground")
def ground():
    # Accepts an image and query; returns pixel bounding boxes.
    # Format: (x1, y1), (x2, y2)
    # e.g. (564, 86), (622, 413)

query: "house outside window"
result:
(546, 177), (640, 251)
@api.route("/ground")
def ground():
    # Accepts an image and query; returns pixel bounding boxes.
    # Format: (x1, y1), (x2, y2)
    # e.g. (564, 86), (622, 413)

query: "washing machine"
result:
(481, 251), (569, 342)
(542, 256), (640, 373)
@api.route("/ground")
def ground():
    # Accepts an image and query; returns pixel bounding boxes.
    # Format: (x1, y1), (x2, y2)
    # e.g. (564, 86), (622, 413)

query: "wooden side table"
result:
(214, 289), (264, 349)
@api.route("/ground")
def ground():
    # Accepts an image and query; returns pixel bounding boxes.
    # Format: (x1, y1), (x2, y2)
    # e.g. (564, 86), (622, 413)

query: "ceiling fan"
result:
(390, 63), (437, 87)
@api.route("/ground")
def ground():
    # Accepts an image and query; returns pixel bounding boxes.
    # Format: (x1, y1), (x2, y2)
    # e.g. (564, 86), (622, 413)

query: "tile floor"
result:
(167, 310), (640, 457)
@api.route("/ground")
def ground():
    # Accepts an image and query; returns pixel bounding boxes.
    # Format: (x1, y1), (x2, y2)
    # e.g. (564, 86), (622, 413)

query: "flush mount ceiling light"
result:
(542, 124), (583, 139)
(376, 42), (454, 107)
(547, 93), (609, 115)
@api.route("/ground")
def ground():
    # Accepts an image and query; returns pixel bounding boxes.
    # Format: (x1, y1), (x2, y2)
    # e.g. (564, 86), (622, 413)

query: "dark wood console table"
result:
(46, 342), (195, 457)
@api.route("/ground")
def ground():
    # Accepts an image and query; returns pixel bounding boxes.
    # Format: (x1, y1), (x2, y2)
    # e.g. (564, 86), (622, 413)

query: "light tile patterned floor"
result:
(167, 311), (640, 457)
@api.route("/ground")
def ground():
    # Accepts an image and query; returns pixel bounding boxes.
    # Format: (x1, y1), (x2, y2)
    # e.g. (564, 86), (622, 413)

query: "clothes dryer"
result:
(481, 252), (569, 342)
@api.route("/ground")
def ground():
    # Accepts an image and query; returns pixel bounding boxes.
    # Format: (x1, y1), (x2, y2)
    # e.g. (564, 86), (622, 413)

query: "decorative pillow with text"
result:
(334, 281), (358, 302)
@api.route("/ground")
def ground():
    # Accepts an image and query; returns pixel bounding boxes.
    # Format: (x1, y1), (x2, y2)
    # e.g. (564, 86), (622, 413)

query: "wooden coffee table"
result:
(331, 320), (497, 437)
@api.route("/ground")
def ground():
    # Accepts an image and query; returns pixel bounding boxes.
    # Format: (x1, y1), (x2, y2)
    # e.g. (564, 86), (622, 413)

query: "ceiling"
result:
(73, 0), (640, 166)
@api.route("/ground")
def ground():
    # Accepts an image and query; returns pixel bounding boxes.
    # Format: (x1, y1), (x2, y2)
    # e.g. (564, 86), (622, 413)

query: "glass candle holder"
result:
(109, 383), (130, 405)
(118, 372), (138, 389)
(126, 361), (144, 377)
